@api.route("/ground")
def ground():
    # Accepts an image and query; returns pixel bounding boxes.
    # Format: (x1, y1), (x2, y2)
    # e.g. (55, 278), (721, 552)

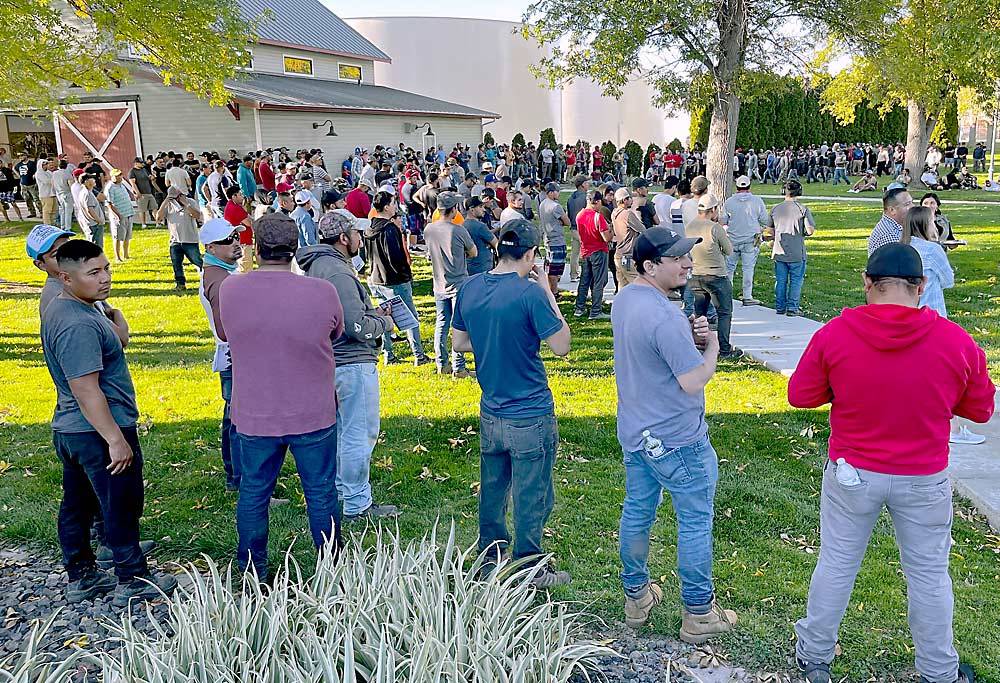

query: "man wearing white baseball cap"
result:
(292, 190), (318, 247)
(198, 218), (244, 492)
(721, 175), (767, 306)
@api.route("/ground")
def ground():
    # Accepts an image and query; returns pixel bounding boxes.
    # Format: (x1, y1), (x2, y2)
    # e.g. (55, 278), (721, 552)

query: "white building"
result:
(344, 16), (684, 147)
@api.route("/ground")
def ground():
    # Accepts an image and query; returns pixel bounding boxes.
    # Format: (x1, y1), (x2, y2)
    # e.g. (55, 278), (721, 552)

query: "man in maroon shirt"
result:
(224, 185), (253, 272)
(345, 179), (372, 218)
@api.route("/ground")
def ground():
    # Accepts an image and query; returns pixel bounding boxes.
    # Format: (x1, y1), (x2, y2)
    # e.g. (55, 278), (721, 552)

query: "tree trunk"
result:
(706, 83), (740, 198)
(904, 100), (937, 180)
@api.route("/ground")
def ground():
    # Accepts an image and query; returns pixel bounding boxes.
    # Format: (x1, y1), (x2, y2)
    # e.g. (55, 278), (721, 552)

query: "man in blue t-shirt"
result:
(452, 218), (571, 588)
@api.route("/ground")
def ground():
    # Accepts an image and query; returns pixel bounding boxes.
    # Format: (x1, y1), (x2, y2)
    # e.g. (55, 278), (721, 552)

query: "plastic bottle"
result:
(642, 430), (666, 458)
(835, 457), (862, 487)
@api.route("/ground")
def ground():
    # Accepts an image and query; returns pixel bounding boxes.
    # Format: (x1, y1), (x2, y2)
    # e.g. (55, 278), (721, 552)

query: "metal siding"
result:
(113, 81), (257, 154)
(252, 45), (374, 83)
(258, 110), (481, 164)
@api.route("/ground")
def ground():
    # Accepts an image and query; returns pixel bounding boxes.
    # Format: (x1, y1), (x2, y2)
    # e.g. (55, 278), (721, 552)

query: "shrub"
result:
(101, 524), (616, 682)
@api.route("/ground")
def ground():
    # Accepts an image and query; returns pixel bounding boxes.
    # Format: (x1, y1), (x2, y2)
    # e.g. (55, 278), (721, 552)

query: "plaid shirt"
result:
(868, 214), (902, 255)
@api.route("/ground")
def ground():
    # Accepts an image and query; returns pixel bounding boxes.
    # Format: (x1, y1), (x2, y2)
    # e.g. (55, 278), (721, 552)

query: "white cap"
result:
(294, 190), (312, 205)
(199, 218), (237, 245)
(735, 175), (751, 189)
(614, 187), (631, 203)
(697, 194), (720, 211)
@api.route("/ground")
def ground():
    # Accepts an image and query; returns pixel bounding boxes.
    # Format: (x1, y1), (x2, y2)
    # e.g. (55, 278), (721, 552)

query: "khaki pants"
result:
(614, 254), (637, 287)
(237, 238), (255, 273)
(40, 196), (58, 226)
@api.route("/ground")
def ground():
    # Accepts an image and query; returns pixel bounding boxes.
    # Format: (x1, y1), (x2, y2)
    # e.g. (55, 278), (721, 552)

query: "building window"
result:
(283, 55), (313, 76)
(236, 49), (254, 71)
(338, 63), (362, 82)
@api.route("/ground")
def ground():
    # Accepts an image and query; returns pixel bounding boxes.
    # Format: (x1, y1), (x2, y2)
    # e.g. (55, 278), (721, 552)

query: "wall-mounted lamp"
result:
(311, 120), (338, 137)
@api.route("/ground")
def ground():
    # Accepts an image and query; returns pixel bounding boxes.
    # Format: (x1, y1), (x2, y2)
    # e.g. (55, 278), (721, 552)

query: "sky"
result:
(335, 0), (533, 21)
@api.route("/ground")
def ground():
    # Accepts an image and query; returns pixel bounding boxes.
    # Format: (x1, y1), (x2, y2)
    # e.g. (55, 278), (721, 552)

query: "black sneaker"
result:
(797, 658), (831, 683)
(112, 573), (178, 608)
(96, 540), (157, 569)
(413, 355), (433, 367)
(66, 568), (117, 603)
(344, 501), (400, 524)
(922, 663), (975, 683)
(384, 357), (404, 366)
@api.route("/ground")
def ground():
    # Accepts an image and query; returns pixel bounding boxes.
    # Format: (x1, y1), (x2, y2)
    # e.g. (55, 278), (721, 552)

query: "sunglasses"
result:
(212, 233), (240, 245)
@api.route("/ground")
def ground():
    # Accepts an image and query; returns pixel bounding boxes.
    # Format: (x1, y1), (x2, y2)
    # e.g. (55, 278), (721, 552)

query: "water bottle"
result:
(642, 430), (666, 458)
(835, 458), (862, 487)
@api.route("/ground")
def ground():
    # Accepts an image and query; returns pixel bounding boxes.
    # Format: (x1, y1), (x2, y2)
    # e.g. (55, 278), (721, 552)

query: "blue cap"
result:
(26, 224), (74, 260)
(484, 173), (498, 183)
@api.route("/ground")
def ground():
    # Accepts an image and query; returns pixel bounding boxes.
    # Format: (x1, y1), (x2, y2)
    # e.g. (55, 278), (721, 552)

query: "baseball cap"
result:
(481, 161), (494, 171)
(498, 218), (540, 250)
(697, 194), (720, 211)
(167, 186), (184, 199)
(466, 197), (485, 210)
(26, 224), (74, 260)
(254, 212), (298, 253)
(663, 176), (679, 189)
(521, 178), (536, 188)
(294, 190), (312, 205)
(865, 243), (923, 279)
(317, 210), (358, 240)
(72, 168), (85, 177)
(735, 175), (751, 189)
(544, 181), (560, 193)
(631, 177), (650, 190)
(632, 227), (702, 266)
(199, 218), (237, 245)
(614, 187), (631, 203)
(481, 188), (497, 200)
(437, 192), (461, 210)
(691, 176), (710, 193)
(110, 168), (123, 178)
(484, 173), (498, 184)
(276, 182), (295, 193)
(573, 174), (590, 188)
(322, 189), (344, 206)
(295, 172), (311, 181)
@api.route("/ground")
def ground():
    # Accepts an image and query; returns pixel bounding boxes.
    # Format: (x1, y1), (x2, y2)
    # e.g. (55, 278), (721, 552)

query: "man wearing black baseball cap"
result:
(452, 218), (571, 588)
(789, 243), (995, 683)
(612, 226), (740, 643)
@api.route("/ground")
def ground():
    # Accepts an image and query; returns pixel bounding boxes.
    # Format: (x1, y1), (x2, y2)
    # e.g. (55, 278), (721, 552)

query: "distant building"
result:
(0, 0), (497, 168)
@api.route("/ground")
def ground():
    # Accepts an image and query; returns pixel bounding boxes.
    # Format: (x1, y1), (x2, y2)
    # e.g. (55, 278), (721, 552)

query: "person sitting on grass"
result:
(943, 166), (962, 190)
(847, 171), (878, 193)
(894, 168), (911, 187)
(788, 242), (995, 683)
(920, 166), (944, 190)
(958, 166), (979, 190)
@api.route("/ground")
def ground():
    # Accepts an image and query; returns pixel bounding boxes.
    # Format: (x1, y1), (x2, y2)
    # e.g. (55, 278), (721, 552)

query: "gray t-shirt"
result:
(612, 284), (708, 451)
(424, 219), (475, 297)
(567, 190), (588, 230)
(767, 200), (815, 262)
(41, 296), (139, 433)
(539, 197), (567, 248)
(40, 277), (63, 317)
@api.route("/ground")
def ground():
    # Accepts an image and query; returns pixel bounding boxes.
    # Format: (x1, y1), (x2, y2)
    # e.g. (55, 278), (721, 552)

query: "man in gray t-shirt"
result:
(566, 175), (590, 281)
(610, 226), (738, 642)
(539, 183), (569, 294)
(423, 192), (477, 377)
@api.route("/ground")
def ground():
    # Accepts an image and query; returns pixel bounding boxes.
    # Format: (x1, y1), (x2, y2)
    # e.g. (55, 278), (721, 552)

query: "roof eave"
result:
(256, 39), (390, 64)
(256, 103), (494, 119)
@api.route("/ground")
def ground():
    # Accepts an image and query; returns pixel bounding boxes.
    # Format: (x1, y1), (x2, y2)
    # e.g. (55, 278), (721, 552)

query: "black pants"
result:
(689, 274), (733, 354)
(54, 427), (147, 580)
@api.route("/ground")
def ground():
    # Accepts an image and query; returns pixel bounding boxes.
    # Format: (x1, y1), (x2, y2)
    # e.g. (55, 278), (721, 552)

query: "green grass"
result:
(1, 207), (999, 680)
(748, 180), (1000, 203)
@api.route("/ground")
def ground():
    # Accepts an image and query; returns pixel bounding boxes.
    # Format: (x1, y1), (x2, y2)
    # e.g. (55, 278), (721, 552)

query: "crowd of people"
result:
(17, 128), (998, 683)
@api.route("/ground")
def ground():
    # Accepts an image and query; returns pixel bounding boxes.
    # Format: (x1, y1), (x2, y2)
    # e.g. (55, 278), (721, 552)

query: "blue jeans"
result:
(235, 424), (340, 580)
(619, 435), (719, 609)
(370, 282), (427, 362)
(433, 294), (466, 372)
(54, 427), (147, 581)
(219, 369), (239, 489)
(335, 363), (380, 516)
(169, 242), (203, 287)
(832, 168), (849, 185)
(478, 412), (558, 560)
(775, 260), (806, 313)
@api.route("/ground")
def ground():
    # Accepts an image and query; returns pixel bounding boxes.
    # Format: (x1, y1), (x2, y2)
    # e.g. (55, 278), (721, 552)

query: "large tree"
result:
(522, 0), (872, 195)
(819, 0), (1000, 179)
(1, 0), (260, 113)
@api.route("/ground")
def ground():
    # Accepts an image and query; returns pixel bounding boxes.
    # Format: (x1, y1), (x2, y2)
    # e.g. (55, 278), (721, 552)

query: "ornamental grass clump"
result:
(0, 613), (85, 683)
(101, 523), (617, 682)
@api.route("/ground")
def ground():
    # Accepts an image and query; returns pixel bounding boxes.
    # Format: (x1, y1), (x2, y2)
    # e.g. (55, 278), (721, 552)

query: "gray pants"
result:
(574, 250), (609, 316)
(795, 462), (957, 683)
(22, 184), (40, 215)
(725, 238), (759, 300)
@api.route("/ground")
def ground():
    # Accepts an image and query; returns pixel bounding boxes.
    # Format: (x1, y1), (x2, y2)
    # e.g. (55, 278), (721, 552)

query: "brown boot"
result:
(679, 601), (738, 644)
(624, 583), (663, 628)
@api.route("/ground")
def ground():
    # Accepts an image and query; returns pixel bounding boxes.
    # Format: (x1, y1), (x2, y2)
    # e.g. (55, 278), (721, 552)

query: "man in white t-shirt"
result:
(652, 177), (678, 226)
(540, 144), (555, 181)
(35, 158), (58, 226)
(682, 176), (711, 230)
(165, 159), (191, 194)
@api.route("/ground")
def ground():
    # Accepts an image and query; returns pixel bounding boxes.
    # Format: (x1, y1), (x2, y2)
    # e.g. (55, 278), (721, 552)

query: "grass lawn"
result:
(1, 201), (999, 680)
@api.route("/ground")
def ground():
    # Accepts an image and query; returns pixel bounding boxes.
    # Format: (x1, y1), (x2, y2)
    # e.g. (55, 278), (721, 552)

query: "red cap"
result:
(275, 182), (294, 193)
(72, 168), (85, 176)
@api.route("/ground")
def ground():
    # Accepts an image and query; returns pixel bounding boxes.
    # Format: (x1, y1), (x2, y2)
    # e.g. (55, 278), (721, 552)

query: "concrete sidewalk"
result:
(557, 269), (999, 530)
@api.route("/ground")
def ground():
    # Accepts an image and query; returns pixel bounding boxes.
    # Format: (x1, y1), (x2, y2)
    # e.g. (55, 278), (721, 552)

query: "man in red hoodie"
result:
(789, 243), (995, 683)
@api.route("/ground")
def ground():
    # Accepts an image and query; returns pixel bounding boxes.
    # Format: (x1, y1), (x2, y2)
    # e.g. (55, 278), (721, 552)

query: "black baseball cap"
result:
(322, 189), (344, 206)
(631, 177), (650, 189)
(633, 227), (702, 266)
(664, 176), (679, 189)
(865, 243), (923, 278)
(498, 218), (540, 250)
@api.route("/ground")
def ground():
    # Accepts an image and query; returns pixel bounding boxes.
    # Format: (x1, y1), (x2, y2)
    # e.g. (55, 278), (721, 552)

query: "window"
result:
(338, 63), (362, 82)
(283, 55), (313, 76)
(236, 49), (254, 71)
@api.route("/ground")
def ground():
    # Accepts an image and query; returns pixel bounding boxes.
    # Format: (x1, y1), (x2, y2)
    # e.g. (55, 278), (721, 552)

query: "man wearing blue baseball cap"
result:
(27, 224), (75, 316)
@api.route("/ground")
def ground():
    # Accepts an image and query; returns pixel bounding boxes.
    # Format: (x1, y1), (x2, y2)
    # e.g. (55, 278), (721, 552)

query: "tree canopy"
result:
(1, 0), (260, 113)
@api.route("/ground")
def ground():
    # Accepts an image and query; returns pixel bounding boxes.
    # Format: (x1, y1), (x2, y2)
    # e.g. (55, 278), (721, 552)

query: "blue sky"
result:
(335, 0), (533, 21)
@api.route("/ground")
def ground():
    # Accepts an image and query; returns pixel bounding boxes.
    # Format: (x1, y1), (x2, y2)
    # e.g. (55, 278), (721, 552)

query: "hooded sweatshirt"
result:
(364, 217), (412, 286)
(297, 244), (389, 366)
(789, 303), (995, 475)
(721, 191), (768, 242)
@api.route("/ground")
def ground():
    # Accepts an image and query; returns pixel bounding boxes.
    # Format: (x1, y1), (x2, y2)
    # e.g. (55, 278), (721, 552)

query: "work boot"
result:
(66, 567), (117, 603)
(112, 573), (178, 608)
(679, 600), (738, 644)
(95, 540), (157, 569)
(624, 582), (663, 629)
(797, 658), (831, 683)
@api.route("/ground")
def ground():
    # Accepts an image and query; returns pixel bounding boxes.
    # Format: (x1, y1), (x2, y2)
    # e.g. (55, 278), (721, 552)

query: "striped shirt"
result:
(868, 214), (902, 255)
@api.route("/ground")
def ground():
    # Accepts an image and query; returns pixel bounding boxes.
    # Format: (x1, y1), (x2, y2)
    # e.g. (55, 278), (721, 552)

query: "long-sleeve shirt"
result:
(910, 237), (954, 317)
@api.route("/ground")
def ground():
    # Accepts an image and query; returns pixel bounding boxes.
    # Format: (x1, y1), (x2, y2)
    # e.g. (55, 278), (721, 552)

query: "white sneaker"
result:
(950, 425), (986, 445)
